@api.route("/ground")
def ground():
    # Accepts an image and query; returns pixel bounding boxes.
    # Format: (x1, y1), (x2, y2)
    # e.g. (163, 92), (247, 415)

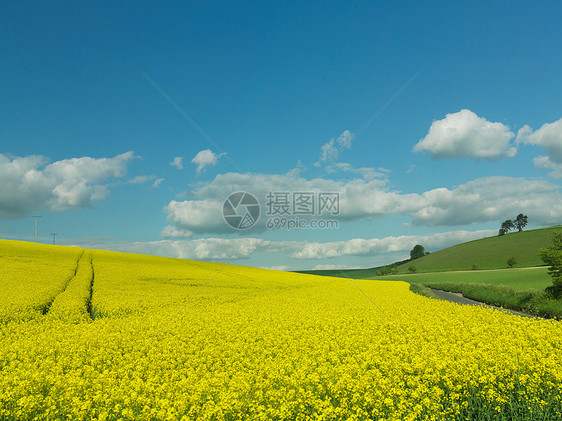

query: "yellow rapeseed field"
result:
(1, 240), (561, 420)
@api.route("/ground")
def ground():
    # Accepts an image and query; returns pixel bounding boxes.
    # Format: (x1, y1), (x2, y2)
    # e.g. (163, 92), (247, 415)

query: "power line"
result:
(51, 233), (57, 245)
(31, 215), (42, 242)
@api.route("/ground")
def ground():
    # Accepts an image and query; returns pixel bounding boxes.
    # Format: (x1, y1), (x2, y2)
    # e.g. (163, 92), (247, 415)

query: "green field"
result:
(393, 226), (561, 273)
(300, 226), (561, 279)
(378, 267), (552, 291)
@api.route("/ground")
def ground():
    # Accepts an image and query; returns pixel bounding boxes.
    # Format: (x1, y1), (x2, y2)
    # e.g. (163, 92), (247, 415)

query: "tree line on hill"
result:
(376, 244), (428, 275)
(499, 213), (528, 236)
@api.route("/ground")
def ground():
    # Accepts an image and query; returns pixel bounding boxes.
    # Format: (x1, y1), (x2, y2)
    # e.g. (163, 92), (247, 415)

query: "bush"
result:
(472, 264), (478, 270)
(539, 232), (562, 298)
(507, 257), (517, 268)
(409, 283), (436, 299)
(408, 265), (417, 273)
(376, 266), (391, 276)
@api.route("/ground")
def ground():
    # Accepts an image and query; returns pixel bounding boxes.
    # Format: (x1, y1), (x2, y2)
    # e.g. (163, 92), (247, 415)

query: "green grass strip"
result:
(427, 282), (562, 319)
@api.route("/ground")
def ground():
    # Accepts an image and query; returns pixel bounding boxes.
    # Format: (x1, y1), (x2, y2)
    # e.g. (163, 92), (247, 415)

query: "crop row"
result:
(0, 240), (84, 322)
(1, 243), (562, 419)
(47, 251), (94, 323)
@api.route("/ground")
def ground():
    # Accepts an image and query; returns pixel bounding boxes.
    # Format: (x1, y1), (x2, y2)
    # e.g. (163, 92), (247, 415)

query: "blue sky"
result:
(1, 1), (562, 270)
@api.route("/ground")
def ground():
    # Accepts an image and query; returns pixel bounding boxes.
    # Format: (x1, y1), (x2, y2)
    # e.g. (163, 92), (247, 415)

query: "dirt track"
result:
(428, 287), (539, 319)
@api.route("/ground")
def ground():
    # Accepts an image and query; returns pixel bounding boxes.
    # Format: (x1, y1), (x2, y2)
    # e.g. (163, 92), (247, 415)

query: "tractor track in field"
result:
(41, 250), (86, 315)
(41, 250), (96, 319)
(86, 258), (95, 320)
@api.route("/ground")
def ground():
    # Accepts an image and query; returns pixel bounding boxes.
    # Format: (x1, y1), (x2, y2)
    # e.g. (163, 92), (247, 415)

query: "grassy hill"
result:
(393, 226), (560, 273)
(299, 226), (561, 278)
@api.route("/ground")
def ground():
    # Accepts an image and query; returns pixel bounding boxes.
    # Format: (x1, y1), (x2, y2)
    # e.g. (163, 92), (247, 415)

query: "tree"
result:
(376, 266), (391, 276)
(408, 265), (417, 273)
(515, 213), (528, 232)
(538, 232), (562, 298)
(410, 244), (426, 260)
(507, 257), (517, 268)
(499, 219), (515, 236)
(377, 266), (399, 276)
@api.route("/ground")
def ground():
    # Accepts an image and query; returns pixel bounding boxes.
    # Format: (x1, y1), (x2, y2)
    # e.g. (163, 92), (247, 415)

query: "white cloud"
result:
(517, 119), (562, 178)
(312, 264), (358, 270)
(532, 156), (562, 179)
(128, 175), (155, 184)
(126, 175), (164, 188)
(0, 151), (137, 218)
(334, 162), (385, 181)
(261, 265), (292, 271)
(164, 170), (352, 234)
(109, 237), (273, 260)
(170, 156), (184, 170)
(406, 176), (562, 226)
(160, 225), (193, 238)
(75, 229), (496, 265)
(164, 170), (562, 234)
(292, 230), (495, 260)
(191, 149), (224, 175)
(517, 119), (562, 162)
(287, 161), (306, 177)
(413, 109), (517, 160)
(165, 199), (225, 233)
(315, 130), (354, 166)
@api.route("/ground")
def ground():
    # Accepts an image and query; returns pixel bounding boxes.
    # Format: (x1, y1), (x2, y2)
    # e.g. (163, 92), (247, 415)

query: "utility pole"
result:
(31, 215), (42, 242)
(51, 233), (57, 245)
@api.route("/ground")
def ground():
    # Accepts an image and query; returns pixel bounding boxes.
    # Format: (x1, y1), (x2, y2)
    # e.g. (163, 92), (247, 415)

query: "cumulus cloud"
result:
(76, 229), (495, 265)
(164, 170), (351, 235)
(108, 237), (274, 260)
(164, 170), (562, 234)
(413, 109), (517, 160)
(152, 178), (164, 188)
(516, 118), (562, 162)
(165, 199), (225, 233)
(312, 264), (358, 270)
(516, 118), (562, 178)
(128, 175), (155, 184)
(406, 176), (562, 226)
(126, 175), (164, 188)
(160, 225), (193, 238)
(260, 265), (292, 271)
(292, 230), (495, 260)
(532, 156), (562, 179)
(170, 156), (184, 170)
(0, 151), (137, 218)
(191, 149), (224, 175)
(315, 130), (354, 166)
(333, 162), (386, 181)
